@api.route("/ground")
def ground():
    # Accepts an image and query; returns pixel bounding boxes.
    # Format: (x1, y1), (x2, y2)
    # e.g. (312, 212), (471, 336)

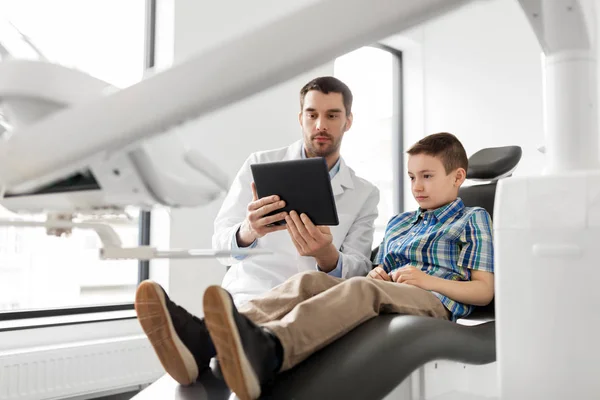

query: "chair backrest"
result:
(458, 146), (522, 219)
(370, 145), (523, 315)
(458, 146), (521, 315)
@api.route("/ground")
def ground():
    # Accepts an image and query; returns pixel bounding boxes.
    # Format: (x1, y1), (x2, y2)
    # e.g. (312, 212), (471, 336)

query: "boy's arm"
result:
(392, 208), (495, 306)
(392, 268), (494, 306)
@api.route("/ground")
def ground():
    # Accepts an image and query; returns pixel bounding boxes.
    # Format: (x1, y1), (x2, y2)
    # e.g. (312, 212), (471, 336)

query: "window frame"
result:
(0, 0), (156, 327)
(371, 43), (404, 214)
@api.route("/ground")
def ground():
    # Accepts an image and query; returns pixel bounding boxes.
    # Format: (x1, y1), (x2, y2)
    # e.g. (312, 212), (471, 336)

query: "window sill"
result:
(0, 310), (144, 353)
(0, 309), (137, 332)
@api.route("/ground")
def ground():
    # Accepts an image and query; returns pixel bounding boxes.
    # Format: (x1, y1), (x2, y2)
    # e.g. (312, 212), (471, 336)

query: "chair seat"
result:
(133, 314), (496, 400)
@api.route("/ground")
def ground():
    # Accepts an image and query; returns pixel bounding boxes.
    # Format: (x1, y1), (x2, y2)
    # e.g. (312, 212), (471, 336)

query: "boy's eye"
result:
(424, 174), (432, 179)
(409, 176), (415, 181)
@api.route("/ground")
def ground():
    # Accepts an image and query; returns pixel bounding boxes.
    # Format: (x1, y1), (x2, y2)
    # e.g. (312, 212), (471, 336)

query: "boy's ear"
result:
(454, 168), (467, 187)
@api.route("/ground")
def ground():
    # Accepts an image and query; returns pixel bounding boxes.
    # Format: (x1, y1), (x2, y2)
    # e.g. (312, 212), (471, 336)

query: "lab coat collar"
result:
(330, 158), (354, 195)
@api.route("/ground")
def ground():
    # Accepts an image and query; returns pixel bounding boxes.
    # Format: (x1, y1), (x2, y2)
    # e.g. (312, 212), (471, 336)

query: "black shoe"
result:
(203, 285), (281, 400)
(135, 280), (216, 385)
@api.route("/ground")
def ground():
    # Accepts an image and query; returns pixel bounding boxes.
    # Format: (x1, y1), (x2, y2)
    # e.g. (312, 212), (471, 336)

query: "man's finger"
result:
(260, 212), (288, 226)
(286, 215), (308, 248)
(287, 229), (304, 254)
(300, 213), (320, 240)
(248, 194), (280, 212)
(290, 211), (312, 241)
(317, 226), (331, 234)
(251, 182), (258, 202)
(256, 200), (286, 219)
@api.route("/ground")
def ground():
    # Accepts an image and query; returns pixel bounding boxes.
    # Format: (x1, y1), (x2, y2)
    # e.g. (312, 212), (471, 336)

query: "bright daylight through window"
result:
(334, 46), (399, 246)
(0, 0), (146, 312)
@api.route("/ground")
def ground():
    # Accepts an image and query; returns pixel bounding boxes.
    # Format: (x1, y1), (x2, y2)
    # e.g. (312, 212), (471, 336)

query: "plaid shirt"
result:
(374, 198), (494, 320)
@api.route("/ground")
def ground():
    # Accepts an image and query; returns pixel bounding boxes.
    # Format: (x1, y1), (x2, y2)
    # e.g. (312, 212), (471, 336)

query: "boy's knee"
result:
(290, 270), (325, 284)
(344, 276), (374, 291)
(295, 270), (322, 280)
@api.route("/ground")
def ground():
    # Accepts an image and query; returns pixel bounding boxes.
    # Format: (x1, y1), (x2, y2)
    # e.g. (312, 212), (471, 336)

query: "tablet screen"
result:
(250, 158), (339, 226)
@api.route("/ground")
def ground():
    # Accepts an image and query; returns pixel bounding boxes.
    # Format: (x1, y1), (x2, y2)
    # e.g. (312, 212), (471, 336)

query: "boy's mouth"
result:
(415, 196), (428, 200)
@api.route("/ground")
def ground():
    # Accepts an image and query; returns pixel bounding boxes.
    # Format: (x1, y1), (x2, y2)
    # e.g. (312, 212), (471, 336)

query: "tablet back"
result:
(250, 158), (339, 226)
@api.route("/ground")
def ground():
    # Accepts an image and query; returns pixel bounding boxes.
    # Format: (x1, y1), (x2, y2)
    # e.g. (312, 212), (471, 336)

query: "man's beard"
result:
(304, 127), (344, 158)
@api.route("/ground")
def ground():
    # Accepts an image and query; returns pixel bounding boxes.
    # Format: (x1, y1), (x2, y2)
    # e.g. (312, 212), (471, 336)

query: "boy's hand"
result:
(392, 266), (433, 290)
(367, 266), (392, 281)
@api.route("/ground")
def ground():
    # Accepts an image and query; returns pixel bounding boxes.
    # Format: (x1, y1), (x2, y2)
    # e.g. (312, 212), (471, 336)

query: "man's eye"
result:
(424, 175), (432, 179)
(328, 114), (338, 119)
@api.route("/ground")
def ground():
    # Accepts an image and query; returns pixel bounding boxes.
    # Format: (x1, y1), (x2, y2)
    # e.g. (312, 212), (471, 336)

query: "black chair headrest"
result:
(467, 146), (522, 180)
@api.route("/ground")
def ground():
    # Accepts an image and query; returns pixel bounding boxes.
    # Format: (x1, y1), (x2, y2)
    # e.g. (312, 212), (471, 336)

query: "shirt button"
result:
(424, 220), (428, 224)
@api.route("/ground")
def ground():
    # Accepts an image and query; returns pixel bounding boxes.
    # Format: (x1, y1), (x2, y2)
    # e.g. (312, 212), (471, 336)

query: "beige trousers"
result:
(239, 270), (450, 371)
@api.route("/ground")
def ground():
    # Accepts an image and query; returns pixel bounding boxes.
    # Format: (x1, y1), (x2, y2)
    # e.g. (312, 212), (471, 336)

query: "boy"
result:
(135, 132), (494, 400)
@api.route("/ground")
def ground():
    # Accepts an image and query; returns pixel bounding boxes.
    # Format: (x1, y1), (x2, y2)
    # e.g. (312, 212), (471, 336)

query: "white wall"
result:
(168, 0), (333, 315)
(387, 0), (547, 210)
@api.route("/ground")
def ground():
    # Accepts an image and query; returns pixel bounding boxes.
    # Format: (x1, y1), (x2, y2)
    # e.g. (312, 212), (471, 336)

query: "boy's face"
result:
(407, 153), (466, 210)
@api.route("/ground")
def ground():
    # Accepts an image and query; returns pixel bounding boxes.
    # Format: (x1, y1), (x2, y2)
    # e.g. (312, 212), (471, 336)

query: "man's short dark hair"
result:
(407, 132), (469, 174)
(300, 76), (353, 116)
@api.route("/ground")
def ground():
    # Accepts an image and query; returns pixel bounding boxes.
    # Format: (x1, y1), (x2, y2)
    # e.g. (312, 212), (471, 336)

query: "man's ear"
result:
(345, 112), (353, 131)
(454, 168), (467, 187)
(298, 111), (303, 127)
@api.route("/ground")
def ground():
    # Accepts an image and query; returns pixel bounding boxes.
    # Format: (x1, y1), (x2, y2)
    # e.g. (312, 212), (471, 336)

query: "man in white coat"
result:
(134, 76), (380, 385)
(212, 76), (380, 306)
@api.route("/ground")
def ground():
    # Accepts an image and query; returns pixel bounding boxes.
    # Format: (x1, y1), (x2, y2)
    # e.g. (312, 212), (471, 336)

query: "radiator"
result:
(0, 336), (163, 400)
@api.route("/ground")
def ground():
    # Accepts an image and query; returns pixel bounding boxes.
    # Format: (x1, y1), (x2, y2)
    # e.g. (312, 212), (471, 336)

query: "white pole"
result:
(544, 50), (599, 172)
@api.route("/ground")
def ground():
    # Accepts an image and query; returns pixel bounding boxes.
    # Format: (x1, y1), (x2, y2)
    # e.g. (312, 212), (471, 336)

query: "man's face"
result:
(299, 90), (352, 159)
(407, 153), (464, 210)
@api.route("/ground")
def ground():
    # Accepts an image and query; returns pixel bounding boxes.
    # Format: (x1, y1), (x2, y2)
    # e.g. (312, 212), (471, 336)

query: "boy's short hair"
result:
(407, 132), (468, 174)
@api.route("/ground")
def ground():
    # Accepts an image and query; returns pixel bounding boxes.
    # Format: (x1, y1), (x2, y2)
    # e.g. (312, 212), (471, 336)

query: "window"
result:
(0, 0), (148, 313)
(334, 46), (402, 246)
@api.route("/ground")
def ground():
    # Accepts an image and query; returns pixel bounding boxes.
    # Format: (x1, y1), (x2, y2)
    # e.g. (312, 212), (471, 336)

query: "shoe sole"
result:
(203, 285), (260, 400)
(135, 281), (198, 385)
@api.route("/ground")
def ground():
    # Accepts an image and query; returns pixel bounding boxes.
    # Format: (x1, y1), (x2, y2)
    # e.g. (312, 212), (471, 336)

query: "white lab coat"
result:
(212, 140), (380, 305)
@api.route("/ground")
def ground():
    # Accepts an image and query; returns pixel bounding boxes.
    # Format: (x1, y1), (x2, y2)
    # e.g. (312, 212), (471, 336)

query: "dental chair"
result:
(133, 145), (522, 400)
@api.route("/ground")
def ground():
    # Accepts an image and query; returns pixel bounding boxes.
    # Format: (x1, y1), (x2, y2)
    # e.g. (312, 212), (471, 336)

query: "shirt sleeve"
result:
(373, 241), (385, 265)
(231, 226), (258, 260)
(316, 254), (344, 277)
(458, 208), (494, 272)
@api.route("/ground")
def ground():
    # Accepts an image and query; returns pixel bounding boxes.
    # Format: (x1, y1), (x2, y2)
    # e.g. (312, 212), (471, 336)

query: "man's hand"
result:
(285, 211), (339, 271)
(237, 182), (288, 247)
(367, 266), (392, 281)
(391, 266), (434, 290)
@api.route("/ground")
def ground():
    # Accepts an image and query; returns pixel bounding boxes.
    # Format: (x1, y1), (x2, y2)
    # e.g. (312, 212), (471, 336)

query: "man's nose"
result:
(315, 118), (328, 131)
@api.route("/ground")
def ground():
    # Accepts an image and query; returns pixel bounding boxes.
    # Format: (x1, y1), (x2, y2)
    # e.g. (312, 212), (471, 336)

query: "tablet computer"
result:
(250, 158), (339, 226)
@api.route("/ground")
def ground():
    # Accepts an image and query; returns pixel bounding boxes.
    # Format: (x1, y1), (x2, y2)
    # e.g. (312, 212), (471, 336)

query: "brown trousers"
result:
(239, 270), (450, 371)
